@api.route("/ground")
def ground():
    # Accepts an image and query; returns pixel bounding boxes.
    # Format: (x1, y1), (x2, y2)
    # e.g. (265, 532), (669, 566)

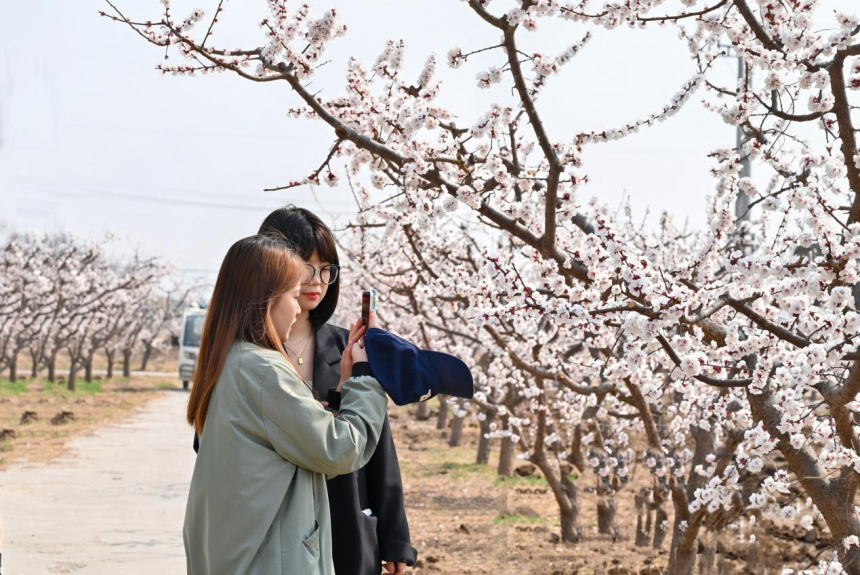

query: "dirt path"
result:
(0, 390), (194, 575)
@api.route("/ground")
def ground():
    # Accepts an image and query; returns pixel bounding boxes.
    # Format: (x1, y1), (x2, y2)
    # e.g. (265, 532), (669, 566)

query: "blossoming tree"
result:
(0, 231), (182, 389)
(106, 0), (860, 572)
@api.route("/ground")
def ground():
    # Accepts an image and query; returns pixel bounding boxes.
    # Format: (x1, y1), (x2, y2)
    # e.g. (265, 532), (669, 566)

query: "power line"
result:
(10, 174), (362, 216)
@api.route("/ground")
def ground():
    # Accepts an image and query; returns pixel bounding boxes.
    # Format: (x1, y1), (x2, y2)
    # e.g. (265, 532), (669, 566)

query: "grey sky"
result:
(1, 0), (852, 283)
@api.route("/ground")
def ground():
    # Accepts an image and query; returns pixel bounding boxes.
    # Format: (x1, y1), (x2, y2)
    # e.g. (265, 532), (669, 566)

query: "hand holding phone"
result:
(361, 289), (378, 329)
(339, 321), (368, 388)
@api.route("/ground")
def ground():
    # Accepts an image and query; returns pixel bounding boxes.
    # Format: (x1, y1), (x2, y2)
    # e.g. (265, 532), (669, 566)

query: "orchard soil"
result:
(389, 400), (833, 575)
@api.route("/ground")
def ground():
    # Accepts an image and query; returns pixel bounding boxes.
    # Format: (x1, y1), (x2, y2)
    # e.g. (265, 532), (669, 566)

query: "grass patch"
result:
(0, 379), (28, 395)
(76, 380), (104, 394)
(31, 379), (107, 395)
(438, 461), (494, 479)
(493, 512), (549, 525)
(156, 381), (178, 390)
(494, 474), (548, 487)
(493, 473), (578, 487)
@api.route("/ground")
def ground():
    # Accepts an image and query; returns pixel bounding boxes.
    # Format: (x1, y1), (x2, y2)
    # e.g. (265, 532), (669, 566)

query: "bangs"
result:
(311, 225), (339, 265)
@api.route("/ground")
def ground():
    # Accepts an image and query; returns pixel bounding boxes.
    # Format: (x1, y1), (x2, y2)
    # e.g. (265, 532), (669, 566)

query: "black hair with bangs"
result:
(259, 206), (340, 328)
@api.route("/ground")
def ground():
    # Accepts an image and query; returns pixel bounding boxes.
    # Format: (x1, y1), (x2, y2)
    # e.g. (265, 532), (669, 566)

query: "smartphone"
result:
(362, 289), (378, 328)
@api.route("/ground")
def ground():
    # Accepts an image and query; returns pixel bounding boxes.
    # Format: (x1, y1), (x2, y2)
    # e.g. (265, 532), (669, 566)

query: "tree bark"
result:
(122, 348), (132, 378)
(47, 352), (57, 383)
(8, 353), (17, 382)
(67, 364), (78, 392)
(476, 413), (494, 465)
(498, 435), (515, 477)
(448, 413), (464, 447)
(84, 356), (93, 383)
(555, 466), (583, 542)
(558, 497), (582, 543)
(106, 349), (114, 379)
(436, 395), (449, 430)
(699, 532), (717, 575)
(139, 340), (154, 371)
(665, 516), (701, 575)
(653, 486), (669, 549)
(635, 489), (652, 546)
(596, 494), (620, 541)
(415, 400), (431, 421)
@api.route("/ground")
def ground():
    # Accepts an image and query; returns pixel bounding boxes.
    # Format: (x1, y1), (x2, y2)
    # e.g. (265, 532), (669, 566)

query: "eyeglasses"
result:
(303, 263), (340, 285)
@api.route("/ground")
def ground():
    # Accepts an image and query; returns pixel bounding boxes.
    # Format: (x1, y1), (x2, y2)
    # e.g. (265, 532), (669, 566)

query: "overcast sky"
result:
(0, 0), (853, 284)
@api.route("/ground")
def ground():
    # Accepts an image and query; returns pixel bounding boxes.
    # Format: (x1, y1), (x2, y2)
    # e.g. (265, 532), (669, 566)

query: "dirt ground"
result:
(388, 401), (832, 575)
(0, 376), (180, 471)
(389, 402), (671, 575)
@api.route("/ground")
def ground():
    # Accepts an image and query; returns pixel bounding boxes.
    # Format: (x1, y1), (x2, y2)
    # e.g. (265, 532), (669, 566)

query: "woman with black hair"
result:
(194, 206), (416, 575)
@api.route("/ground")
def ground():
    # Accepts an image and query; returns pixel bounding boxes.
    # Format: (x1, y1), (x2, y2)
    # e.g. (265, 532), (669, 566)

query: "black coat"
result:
(192, 324), (417, 574)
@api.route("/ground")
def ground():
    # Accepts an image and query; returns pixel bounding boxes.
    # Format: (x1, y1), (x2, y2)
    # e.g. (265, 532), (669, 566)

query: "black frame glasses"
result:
(302, 263), (340, 285)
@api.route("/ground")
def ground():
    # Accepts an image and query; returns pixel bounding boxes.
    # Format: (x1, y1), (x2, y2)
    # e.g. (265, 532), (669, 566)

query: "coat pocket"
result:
(302, 521), (321, 558)
(283, 520), (321, 574)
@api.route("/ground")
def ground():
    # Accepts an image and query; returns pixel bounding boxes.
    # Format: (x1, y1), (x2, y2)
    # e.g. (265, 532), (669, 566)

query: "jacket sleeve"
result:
(259, 360), (388, 478)
(365, 413), (418, 565)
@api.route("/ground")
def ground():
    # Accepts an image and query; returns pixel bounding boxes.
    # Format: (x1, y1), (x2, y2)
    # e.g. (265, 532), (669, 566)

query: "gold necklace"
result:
(285, 331), (312, 365)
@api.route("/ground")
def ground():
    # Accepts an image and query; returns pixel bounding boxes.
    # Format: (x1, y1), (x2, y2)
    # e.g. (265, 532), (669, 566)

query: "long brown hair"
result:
(187, 234), (306, 433)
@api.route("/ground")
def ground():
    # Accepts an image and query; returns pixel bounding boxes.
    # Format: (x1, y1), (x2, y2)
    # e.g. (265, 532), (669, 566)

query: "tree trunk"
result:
(558, 474), (582, 543)
(498, 435), (515, 477)
(8, 353), (17, 382)
(699, 532), (717, 575)
(448, 414), (464, 447)
(597, 494), (620, 541)
(653, 487), (669, 549)
(84, 356), (93, 383)
(665, 519), (699, 575)
(67, 364), (78, 392)
(476, 413), (494, 465)
(47, 352), (57, 383)
(122, 348), (132, 378)
(139, 340), (154, 371)
(635, 489), (652, 546)
(30, 351), (38, 378)
(436, 396), (448, 430)
(106, 349), (114, 379)
(415, 401), (431, 421)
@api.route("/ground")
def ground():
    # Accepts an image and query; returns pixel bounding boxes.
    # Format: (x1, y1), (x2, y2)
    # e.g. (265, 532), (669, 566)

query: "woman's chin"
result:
(299, 298), (321, 311)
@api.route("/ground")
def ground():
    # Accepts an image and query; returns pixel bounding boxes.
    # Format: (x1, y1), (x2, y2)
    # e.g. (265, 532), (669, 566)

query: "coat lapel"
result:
(312, 324), (343, 398)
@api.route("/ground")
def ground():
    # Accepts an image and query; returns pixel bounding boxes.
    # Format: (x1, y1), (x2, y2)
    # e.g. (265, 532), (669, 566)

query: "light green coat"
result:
(184, 340), (387, 575)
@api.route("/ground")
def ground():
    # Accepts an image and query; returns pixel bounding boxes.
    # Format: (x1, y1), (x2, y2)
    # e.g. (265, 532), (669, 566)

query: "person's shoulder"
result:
(228, 341), (287, 375)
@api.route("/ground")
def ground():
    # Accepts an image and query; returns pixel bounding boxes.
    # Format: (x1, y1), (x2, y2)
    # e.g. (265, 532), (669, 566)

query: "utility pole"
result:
(732, 52), (752, 224)
(719, 44), (753, 252)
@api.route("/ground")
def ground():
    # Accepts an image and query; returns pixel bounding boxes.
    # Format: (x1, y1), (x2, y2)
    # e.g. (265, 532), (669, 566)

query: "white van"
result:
(179, 306), (206, 390)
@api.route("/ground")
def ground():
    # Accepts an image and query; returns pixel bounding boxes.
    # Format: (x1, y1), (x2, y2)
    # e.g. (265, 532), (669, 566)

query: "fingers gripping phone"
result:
(362, 289), (377, 328)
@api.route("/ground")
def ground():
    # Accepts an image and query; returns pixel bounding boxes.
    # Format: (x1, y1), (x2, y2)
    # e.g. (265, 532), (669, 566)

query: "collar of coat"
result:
(311, 323), (347, 399)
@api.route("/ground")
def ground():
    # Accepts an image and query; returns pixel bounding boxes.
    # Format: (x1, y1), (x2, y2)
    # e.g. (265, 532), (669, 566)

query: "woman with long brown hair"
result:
(183, 234), (387, 575)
